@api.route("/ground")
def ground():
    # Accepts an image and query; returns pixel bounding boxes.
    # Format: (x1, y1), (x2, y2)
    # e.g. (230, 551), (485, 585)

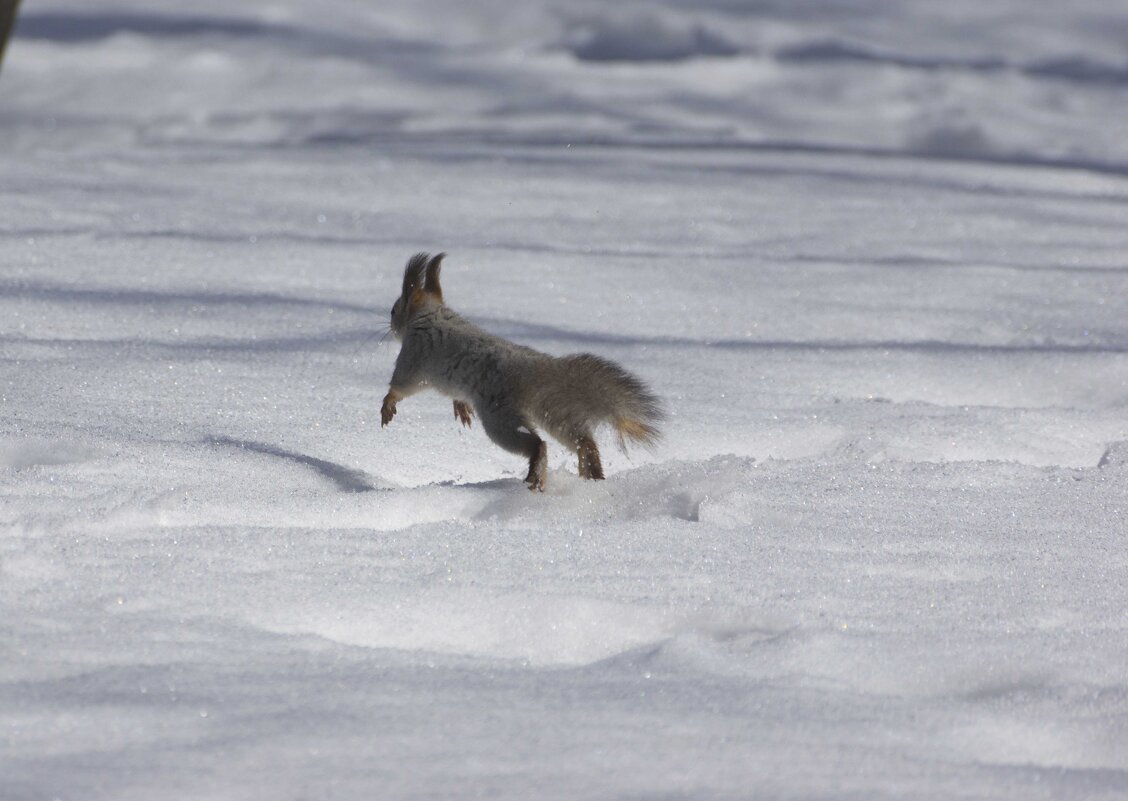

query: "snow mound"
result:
(249, 587), (672, 666)
(1098, 441), (1128, 471)
(0, 438), (95, 471)
(472, 455), (754, 527)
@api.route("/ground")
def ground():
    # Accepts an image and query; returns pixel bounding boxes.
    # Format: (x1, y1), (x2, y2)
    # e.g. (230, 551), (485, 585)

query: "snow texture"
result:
(2, 1), (1128, 799)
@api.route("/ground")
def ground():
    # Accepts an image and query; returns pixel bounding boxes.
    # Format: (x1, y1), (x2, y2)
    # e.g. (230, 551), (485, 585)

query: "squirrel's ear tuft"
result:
(424, 252), (445, 301)
(402, 252), (430, 297)
(401, 252), (444, 315)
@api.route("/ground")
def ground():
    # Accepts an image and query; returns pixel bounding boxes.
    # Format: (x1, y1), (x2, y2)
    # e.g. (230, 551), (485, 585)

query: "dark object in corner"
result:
(0, 0), (21, 73)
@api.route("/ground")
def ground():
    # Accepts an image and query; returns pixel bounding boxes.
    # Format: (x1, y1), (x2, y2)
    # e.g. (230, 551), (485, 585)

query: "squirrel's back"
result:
(405, 306), (543, 401)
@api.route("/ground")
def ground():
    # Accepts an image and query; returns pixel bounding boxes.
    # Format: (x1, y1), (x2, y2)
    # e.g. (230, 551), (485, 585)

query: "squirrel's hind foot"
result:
(577, 436), (605, 480)
(525, 440), (548, 492)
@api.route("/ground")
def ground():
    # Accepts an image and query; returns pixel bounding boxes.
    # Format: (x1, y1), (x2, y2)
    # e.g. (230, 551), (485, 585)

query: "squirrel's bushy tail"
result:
(554, 353), (664, 450)
(615, 415), (662, 449)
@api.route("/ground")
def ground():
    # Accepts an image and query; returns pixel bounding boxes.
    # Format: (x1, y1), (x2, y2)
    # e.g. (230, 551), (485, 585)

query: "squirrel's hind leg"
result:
(524, 441), (548, 492)
(577, 435), (604, 480)
(479, 406), (548, 491)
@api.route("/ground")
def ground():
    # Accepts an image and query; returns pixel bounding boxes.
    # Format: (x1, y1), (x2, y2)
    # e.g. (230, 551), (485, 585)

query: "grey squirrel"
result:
(380, 252), (664, 491)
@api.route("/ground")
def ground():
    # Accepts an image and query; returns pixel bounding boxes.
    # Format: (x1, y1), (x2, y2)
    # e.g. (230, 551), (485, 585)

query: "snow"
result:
(3, 1), (1128, 798)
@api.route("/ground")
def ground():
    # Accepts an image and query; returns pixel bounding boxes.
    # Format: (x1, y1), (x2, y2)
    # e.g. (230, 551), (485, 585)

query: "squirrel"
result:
(380, 252), (664, 491)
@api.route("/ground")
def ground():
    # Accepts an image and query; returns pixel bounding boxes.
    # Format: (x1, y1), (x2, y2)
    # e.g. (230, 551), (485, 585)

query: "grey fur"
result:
(382, 252), (664, 490)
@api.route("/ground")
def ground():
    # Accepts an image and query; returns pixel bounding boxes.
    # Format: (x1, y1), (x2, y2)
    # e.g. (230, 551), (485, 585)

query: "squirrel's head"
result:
(390, 251), (445, 338)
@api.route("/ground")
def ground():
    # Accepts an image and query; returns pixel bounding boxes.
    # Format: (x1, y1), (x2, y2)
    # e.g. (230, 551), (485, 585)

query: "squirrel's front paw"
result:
(380, 393), (398, 427)
(453, 400), (474, 428)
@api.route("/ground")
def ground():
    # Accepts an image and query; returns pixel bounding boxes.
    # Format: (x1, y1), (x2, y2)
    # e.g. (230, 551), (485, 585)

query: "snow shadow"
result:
(776, 38), (1128, 88)
(0, 279), (375, 316)
(482, 318), (1128, 356)
(564, 14), (740, 63)
(13, 10), (435, 64)
(208, 436), (379, 493)
(15, 11), (277, 42)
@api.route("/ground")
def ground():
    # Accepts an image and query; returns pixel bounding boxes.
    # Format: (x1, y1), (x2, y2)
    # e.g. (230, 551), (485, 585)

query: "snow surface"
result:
(3, 1), (1128, 799)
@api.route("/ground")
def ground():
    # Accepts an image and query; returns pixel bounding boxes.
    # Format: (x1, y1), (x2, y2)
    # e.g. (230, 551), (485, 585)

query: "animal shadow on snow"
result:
(207, 436), (380, 493)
